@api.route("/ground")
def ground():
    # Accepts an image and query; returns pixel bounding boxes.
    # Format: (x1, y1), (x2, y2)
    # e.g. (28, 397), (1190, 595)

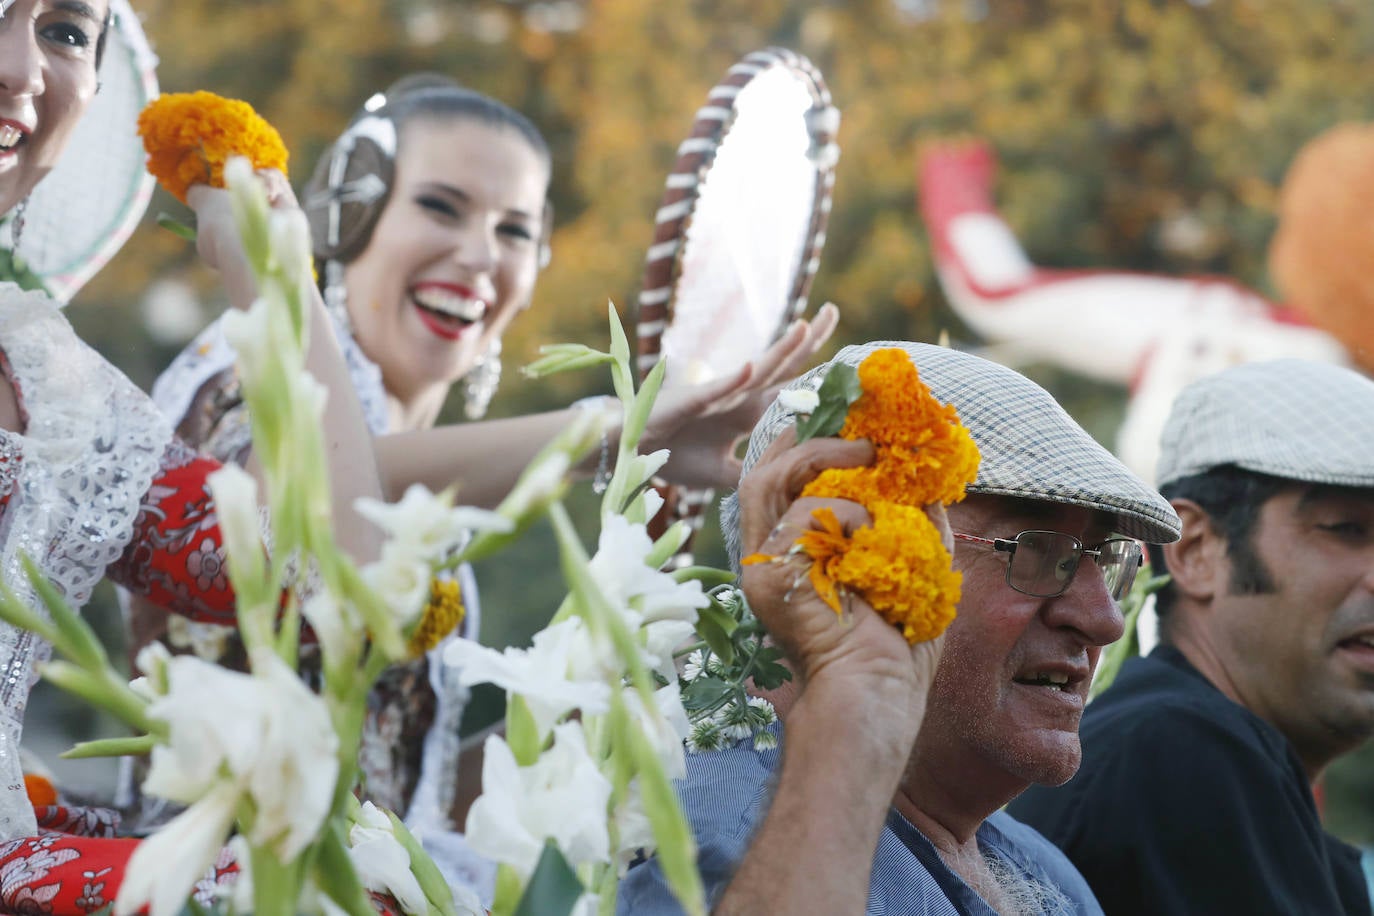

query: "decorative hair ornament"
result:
(302, 115), (398, 263)
(137, 91), (290, 205)
(744, 348), (981, 644)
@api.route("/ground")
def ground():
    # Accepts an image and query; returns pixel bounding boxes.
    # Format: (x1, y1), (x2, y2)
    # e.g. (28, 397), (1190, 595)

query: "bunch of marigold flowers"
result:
(748, 348), (980, 643)
(138, 91), (290, 204)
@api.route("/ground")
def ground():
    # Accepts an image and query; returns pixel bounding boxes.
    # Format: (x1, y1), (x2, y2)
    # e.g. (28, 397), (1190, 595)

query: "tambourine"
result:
(634, 47), (841, 560)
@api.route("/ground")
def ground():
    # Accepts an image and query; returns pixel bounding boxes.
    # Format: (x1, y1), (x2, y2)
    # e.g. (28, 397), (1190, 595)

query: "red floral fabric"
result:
(106, 438), (239, 626)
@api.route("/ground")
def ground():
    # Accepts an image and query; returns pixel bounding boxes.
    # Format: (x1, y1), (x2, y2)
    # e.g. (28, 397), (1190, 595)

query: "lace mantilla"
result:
(0, 282), (174, 839)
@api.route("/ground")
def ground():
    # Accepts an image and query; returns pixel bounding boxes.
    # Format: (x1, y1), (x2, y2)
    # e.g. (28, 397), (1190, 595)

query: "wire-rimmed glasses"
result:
(953, 530), (1142, 601)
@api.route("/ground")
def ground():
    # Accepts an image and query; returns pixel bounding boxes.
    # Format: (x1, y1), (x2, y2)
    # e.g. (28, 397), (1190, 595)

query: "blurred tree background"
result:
(43, 0), (1374, 844)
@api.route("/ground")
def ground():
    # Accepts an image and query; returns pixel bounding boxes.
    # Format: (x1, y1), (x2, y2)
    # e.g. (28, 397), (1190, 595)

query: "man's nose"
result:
(1042, 558), (1125, 647)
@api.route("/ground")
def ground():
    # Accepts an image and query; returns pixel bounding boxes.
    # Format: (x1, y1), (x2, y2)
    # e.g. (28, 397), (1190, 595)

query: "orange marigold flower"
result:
(792, 505), (962, 642)
(409, 577), (465, 658)
(23, 773), (57, 808)
(802, 349), (979, 508)
(789, 348), (979, 644)
(138, 91), (290, 205)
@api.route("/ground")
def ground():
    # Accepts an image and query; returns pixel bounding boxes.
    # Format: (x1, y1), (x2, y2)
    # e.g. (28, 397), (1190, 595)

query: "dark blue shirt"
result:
(1010, 645), (1372, 916)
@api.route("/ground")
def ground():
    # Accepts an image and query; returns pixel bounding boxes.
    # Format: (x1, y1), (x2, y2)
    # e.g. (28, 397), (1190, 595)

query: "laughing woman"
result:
(127, 74), (837, 897)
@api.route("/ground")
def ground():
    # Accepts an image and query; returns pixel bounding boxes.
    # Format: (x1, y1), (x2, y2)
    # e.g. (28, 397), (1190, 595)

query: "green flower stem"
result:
(61, 734), (157, 760)
(314, 819), (376, 916)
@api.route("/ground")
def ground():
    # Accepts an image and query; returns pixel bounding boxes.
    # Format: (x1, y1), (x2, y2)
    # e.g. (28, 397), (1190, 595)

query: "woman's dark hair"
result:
(378, 73), (550, 169)
(1148, 465), (1287, 629)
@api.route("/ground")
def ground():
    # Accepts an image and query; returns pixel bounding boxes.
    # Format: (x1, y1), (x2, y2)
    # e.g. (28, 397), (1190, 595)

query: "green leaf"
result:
(312, 819), (377, 916)
(61, 734), (157, 760)
(681, 676), (734, 712)
(512, 841), (584, 916)
(749, 647), (794, 692)
(792, 363), (861, 444)
(692, 604), (738, 665)
(506, 694), (543, 766)
(383, 808), (461, 916)
(523, 344), (614, 378)
(22, 554), (108, 670)
(670, 566), (737, 589)
(627, 723), (706, 916)
(1089, 572), (1170, 701)
(156, 211), (198, 241)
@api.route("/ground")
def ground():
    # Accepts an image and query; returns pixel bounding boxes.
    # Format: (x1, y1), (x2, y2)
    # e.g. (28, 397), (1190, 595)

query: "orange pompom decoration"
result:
(23, 773), (57, 808)
(138, 91), (290, 205)
(1268, 123), (1374, 371)
(744, 348), (981, 644)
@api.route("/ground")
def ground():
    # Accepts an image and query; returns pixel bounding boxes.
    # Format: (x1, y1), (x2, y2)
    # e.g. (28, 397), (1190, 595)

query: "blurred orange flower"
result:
(138, 91), (290, 205)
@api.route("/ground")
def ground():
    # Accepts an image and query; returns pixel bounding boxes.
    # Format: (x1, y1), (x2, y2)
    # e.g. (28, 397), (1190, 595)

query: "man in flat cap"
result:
(1011, 359), (1374, 915)
(619, 342), (1180, 915)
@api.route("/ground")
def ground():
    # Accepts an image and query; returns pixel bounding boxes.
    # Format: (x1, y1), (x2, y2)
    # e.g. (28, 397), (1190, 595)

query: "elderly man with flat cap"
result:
(618, 341), (1180, 915)
(1011, 359), (1374, 916)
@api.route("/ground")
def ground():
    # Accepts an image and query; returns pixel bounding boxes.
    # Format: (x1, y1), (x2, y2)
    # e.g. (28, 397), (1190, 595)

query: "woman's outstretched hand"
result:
(643, 302), (840, 490)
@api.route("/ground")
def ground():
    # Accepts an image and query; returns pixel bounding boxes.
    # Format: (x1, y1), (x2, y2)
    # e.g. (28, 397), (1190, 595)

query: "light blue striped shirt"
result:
(617, 723), (1102, 915)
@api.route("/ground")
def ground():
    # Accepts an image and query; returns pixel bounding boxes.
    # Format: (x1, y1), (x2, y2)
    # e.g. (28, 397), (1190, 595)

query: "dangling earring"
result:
(462, 339), (502, 421)
(323, 259), (352, 334)
(9, 197), (27, 253)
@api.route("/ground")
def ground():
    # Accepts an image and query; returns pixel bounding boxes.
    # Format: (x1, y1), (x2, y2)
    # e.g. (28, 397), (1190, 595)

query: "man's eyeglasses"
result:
(952, 530), (1143, 602)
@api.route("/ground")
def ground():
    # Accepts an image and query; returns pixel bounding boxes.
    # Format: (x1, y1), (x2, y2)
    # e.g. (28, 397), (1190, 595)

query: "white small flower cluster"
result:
(356, 483), (511, 634)
(685, 696), (778, 754)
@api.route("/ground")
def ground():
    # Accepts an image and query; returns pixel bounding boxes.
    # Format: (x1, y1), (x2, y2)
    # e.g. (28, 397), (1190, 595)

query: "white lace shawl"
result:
(0, 283), (173, 839)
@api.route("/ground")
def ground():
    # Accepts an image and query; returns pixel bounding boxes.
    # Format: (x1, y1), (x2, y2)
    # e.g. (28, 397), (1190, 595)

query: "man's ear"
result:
(1162, 499), (1225, 607)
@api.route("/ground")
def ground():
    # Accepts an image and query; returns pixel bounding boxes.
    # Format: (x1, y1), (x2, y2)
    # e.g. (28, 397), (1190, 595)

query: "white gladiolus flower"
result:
(622, 682), (690, 779)
(142, 651), (338, 863)
(207, 464), (266, 593)
(220, 297), (277, 382)
(641, 619), (696, 682)
(355, 484), (510, 560)
(246, 651), (340, 860)
(363, 543), (433, 628)
(638, 486), (665, 523)
(587, 516), (708, 626)
(133, 640), (172, 696)
(778, 387), (819, 414)
(269, 208), (313, 291)
(501, 451), (570, 520)
(612, 778), (654, 872)
(300, 590), (363, 665)
(144, 659), (274, 803)
(115, 780), (240, 916)
(446, 620), (611, 740)
(348, 802), (428, 916)
(623, 449), (670, 489)
(465, 725), (612, 879)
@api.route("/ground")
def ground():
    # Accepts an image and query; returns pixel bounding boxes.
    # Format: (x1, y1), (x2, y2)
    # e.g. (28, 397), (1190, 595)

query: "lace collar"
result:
(0, 282), (173, 839)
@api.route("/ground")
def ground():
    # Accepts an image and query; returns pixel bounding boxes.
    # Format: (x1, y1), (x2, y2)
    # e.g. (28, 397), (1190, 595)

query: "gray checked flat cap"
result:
(722, 341), (1180, 566)
(1156, 358), (1374, 490)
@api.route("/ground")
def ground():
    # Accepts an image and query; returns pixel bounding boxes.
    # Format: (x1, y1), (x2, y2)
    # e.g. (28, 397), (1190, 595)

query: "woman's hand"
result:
(186, 169), (298, 311)
(642, 302), (840, 489)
